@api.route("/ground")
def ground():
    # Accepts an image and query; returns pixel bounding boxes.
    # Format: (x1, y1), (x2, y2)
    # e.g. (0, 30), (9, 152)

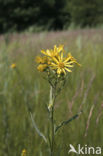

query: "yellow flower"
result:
(35, 56), (50, 64)
(37, 64), (48, 72)
(36, 45), (81, 75)
(51, 52), (79, 75)
(21, 149), (26, 156)
(35, 56), (43, 63)
(10, 63), (16, 69)
(41, 45), (64, 58)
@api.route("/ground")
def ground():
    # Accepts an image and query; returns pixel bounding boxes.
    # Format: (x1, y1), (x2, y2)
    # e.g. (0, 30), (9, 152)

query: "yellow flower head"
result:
(41, 44), (64, 58)
(51, 52), (75, 75)
(36, 45), (80, 75)
(35, 56), (50, 64)
(10, 63), (16, 69)
(21, 149), (26, 156)
(37, 64), (48, 72)
(35, 56), (43, 63)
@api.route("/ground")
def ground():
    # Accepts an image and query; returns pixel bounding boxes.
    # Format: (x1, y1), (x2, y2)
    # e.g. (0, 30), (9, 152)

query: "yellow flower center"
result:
(58, 62), (64, 68)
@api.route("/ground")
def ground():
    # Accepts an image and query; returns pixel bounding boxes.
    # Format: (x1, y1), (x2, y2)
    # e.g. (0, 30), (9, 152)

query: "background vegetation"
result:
(0, 29), (103, 155)
(0, 0), (103, 33)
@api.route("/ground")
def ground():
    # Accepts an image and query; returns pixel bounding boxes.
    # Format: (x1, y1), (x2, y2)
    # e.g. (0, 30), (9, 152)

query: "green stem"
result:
(50, 86), (55, 156)
(51, 105), (54, 156)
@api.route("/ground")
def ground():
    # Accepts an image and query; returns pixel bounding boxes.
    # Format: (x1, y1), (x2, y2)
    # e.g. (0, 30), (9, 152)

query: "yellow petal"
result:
(64, 56), (72, 63)
(58, 44), (64, 52)
(41, 50), (47, 55)
(52, 57), (59, 64)
(65, 60), (75, 65)
(51, 62), (58, 67)
(54, 45), (57, 53)
(65, 68), (72, 72)
(62, 69), (66, 75)
(60, 52), (63, 60)
(46, 49), (51, 55)
(65, 64), (74, 67)
(57, 68), (61, 74)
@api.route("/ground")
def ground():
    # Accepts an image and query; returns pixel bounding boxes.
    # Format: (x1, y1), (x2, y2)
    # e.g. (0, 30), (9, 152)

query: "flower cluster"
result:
(36, 45), (80, 76)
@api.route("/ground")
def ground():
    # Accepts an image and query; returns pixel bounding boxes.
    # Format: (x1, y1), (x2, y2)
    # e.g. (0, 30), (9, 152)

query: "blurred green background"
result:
(0, 0), (103, 156)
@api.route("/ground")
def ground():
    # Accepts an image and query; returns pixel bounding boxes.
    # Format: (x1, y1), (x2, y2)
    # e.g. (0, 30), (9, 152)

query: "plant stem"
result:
(51, 105), (54, 156)
(50, 86), (55, 156)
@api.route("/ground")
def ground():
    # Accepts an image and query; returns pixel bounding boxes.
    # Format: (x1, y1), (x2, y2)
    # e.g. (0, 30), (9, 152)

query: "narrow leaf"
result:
(30, 112), (47, 143)
(55, 111), (82, 133)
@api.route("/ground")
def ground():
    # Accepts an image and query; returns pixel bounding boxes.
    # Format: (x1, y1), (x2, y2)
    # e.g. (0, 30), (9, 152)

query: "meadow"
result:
(0, 29), (103, 156)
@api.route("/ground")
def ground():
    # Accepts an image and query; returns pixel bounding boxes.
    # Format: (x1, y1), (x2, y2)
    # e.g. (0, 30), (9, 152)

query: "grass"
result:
(0, 29), (103, 156)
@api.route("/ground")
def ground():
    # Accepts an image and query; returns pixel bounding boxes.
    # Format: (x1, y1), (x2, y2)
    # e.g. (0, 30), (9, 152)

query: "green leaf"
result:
(55, 111), (83, 133)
